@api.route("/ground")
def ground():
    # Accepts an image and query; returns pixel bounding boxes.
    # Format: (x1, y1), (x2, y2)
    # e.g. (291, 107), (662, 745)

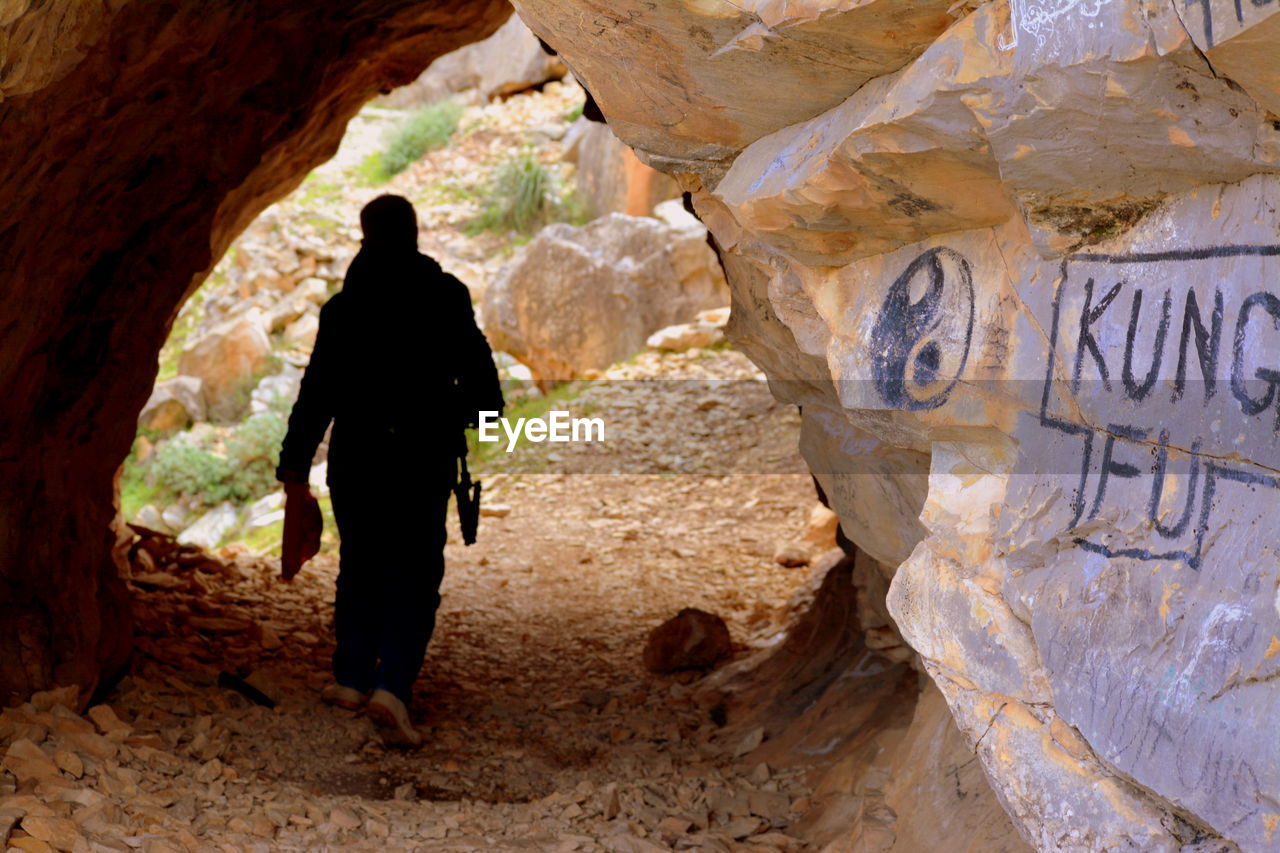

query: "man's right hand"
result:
(281, 482), (322, 582)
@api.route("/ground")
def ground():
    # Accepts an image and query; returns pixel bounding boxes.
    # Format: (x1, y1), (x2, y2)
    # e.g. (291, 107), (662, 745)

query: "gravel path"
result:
(2, 350), (839, 852)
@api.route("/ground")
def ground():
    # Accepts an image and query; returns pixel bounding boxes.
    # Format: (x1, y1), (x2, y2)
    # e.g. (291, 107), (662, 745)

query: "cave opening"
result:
(0, 2), (1032, 850)
(93, 40), (928, 847)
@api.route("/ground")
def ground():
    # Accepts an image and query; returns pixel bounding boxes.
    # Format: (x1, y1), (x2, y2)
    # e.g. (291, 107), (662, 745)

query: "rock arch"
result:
(4, 1), (1280, 849)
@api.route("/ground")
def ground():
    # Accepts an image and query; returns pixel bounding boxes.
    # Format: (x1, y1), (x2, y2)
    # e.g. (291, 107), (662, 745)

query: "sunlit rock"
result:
(138, 376), (205, 433)
(177, 502), (239, 551)
(513, 0), (961, 176)
(562, 118), (682, 217)
(377, 14), (565, 108)
(482, 213), (728, 381)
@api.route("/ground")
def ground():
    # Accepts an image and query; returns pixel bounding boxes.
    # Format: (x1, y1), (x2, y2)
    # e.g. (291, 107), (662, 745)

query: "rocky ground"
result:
(37, 41), (866, 853)
(2, 346), (847, 852)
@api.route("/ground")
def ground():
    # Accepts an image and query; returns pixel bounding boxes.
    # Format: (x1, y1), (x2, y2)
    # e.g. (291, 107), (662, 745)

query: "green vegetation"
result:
(469, 154), (554, 234)
(121, 387), (291, 520)
(296, 175), (342, 207)
(121, 404), (343, 553)
(238, 515), (284, 553)
(466, 153), (588, 236)
(119, 431), (166, 520)
(355, 152), (387, 187)
(696, 339), (734, 356)
(374, 101), (464, 181)
(151, 412), (287, 508)
(564, 102), (584, 123)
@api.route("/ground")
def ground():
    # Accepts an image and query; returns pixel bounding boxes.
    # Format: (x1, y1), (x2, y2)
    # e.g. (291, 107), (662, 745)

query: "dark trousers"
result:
(328, 478), (450, 703)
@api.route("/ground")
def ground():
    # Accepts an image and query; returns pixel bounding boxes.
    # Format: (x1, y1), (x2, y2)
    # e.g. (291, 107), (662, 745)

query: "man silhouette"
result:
(275, 194), (503, 746)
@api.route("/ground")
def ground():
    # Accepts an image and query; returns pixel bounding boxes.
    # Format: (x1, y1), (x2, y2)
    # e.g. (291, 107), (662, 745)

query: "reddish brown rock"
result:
(642, 608), (732, 673)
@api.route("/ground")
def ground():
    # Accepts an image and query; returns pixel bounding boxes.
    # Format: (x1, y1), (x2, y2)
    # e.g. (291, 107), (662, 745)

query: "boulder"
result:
(377, 15), (565, 108)
(263, 292), (314, 334)
(562, 119), (681, 218)
(646, 322), (722, 352)
(692, 306), (730, 330)
(800, 504), (839, 555)
(245, 509), (284, 532)
(482, 214), (729, 381)
(263, 280), (326, 333)
(176, 503), (240, 551)
(296, 277), (330, 304)
(138, 376), (205, 433)
(177, 309), (272, 421)
(160, 504), (191, 533)
(642, 608), (732, 673)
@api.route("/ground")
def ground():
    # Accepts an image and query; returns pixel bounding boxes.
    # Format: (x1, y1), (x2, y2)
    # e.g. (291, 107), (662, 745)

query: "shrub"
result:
(153, 438), (232, 507)
(151, 412), (288, 508)
(224, 413), (289, 501)
(379, 101), (464, 179)
(467, 154), (562, 235)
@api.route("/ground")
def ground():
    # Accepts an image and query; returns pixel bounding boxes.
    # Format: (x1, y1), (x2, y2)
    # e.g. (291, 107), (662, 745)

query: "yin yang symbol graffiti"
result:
(870, 247), (975, 411)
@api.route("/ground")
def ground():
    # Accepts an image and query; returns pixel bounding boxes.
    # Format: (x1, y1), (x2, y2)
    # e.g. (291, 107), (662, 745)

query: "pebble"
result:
(771, 542), (809, 568)
(2, 739), (60, 783)
(19, 815), (83, 850)
(52, 751), (82, 779)
(732, 726), (765, 758)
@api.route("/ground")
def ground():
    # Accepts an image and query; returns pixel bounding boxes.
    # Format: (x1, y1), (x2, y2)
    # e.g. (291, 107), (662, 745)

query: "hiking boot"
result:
(367, 689), (422, 747)
(320, 683), (368, 711)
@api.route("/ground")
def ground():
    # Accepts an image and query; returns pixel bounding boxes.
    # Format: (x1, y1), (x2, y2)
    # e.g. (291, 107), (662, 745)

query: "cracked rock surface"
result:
(513, 0), (1280, 849)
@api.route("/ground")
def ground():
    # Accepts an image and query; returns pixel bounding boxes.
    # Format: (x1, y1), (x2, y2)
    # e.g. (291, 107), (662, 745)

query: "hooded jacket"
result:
(275, 206), (503, 488)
